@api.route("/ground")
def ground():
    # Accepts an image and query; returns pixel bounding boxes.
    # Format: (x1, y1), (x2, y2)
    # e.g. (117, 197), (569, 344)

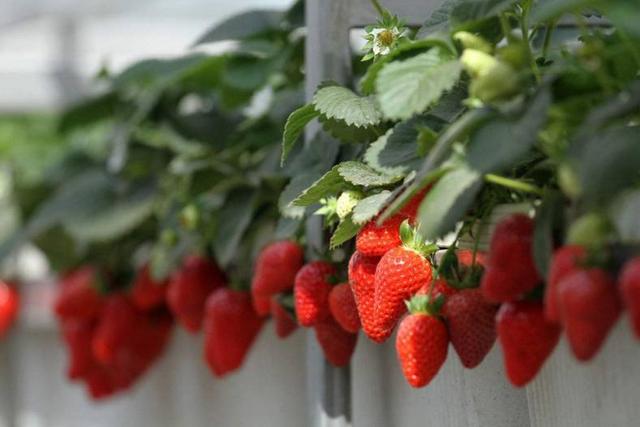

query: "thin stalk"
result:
(541, 19), (558, 60)
(520, 0), (541, 83)
(370, 0), (385, 16)
(499, 13), (514, 43)
(484, 174), (544, 196)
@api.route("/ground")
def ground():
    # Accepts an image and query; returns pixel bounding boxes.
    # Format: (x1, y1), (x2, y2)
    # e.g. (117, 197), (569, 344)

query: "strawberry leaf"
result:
(417, 167), (483, 240)
(281, 104), (320, 165)
(337, 161), (403, 188)
(330, 217), (362, 249)
(376, 49), (462, 121)
(313, 85), (383, 128)
(352, 191), (392, 225)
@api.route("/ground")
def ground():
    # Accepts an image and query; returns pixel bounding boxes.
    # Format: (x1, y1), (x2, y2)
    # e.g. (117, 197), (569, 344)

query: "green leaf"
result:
(359, 37), (455, 95)
(113, 54), (209, 89)
(352, 191), (392, 224)
(63, 184), (157, 242)
(291, 167), (344, 207)
(575, 126), (640, 207)
(58, 92), (119, 133)
(337, 161), (403, 188)
(319, 115), (382, 144)
(193, 10), (283, 45)
(533, 191), (565, 277)
(223, 56), (270, 91)
(466, 89), (551, 174)
(531, 0), (599, 23)
(417, 0), (462, 37)
(611, 190), (640, 244)
(450, 0), (518, 25)
(417, 167), (483, 239)
(313, 86), (383, 128)
(214, 190), (259, 268)
(281, 104), (319, 164)
(376, 50), (462, 121)
(330, 217), (362, 249)
(365, 117), (442, 176)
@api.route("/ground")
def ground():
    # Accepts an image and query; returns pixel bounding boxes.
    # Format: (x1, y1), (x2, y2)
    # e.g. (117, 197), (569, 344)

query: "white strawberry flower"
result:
(371, 27), (402, 56)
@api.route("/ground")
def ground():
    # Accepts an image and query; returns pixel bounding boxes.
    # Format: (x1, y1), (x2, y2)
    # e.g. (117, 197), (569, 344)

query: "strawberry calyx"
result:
(405, 294), (444, 317)
(399, 220), (438, 258)
(274, 293), (297, 319)
(437, 246), (484, 290)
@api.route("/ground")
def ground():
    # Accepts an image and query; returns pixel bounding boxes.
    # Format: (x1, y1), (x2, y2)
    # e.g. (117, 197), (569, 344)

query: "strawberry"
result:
(329, 282), (361, 334)
(417, 279), (457, 300)
(619, 257), (640, 338)
(270, 296), (297, 339)
(85, 366), (116, 400)
(129, 264), (167, 311)
(398, 187), (431, 220)
(544, 245), (586, 323)
(203, 288), (265, 377)
(294, 261), (336, 327)
(481, 214), (541, 303)
(496, 301), (561, 387)
(356, 214), (404, 257)
(253, 293), (272, 317)
(54, 266), (104, 321)
(0, 281), (19, 338)
(395, 295), (448, 388)
(442, 289), (498, 369)
(313, 316), (358, 367)
(92, 295), (141, 364)
(374, 245), (433, 342)
(167, 255), (226, 332)
(61, 319), (97, 380)
(557, 269), (621, 361)
(348, 252), (383, 341)
(251, 240), (304, 315)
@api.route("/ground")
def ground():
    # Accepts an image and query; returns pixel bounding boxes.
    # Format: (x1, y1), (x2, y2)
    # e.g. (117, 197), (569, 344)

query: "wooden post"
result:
(304, 1), (353, 426)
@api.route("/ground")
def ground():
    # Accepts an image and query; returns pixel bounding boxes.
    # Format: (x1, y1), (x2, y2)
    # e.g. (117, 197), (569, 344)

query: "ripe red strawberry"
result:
(348, 251), (383, 341)
(356, 214), (404, 257)
(167, 255), (226, 332)
(557, 269), (621, 361)
(313, 316), (358, 367)
(270, 296), (298, 339)
(496, 301), (561, 387)
(129, 264), (167, 311)
(92, 295), (140, 364)
(54, 266), (104, 321)
(253, 293), (272, 317)
(481, 214), (541, 303)
(619, 257), (640, 338)
(544, 245), (586, 323)
(0, 281), (19, 338)
(329, 282), (361, 333)
(456, 249), (487, 267)
(85, 366), (116, 400)
(398, 187), (430, 220)
(251, 240), (304, 315)
(294, 261), (336, 327)
(396, 296), (448, 388)
(374, 246), (433, 342)
(61, 319), (97, 380)
(442, 289), (497, 369)
(203, 288), (265, 377)
(417, 279), (458, 300)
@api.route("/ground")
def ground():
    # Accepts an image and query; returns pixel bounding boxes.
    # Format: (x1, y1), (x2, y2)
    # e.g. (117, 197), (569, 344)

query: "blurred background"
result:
(0, 2), (311, 427)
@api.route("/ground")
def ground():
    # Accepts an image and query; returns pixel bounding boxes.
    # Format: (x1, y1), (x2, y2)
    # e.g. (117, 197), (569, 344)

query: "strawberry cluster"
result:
(54, 266), (173, 399)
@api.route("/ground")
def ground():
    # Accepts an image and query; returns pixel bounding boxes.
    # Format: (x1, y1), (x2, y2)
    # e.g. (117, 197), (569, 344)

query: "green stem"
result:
(541, 19), (558, 60)
(520, 1), (541, 83)
(370, 0), (385, 16)
(499, 13), (514, 43)
(485, 174), (544, 195)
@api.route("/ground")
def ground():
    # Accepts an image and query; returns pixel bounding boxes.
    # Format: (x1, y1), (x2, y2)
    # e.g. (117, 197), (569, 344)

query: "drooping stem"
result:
(370, 0), (385, 17)
(485, 174), (544, 196)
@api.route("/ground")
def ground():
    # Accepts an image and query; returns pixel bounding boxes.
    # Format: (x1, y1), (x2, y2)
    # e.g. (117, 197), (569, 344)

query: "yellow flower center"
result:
(378, 29), (395, 47)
